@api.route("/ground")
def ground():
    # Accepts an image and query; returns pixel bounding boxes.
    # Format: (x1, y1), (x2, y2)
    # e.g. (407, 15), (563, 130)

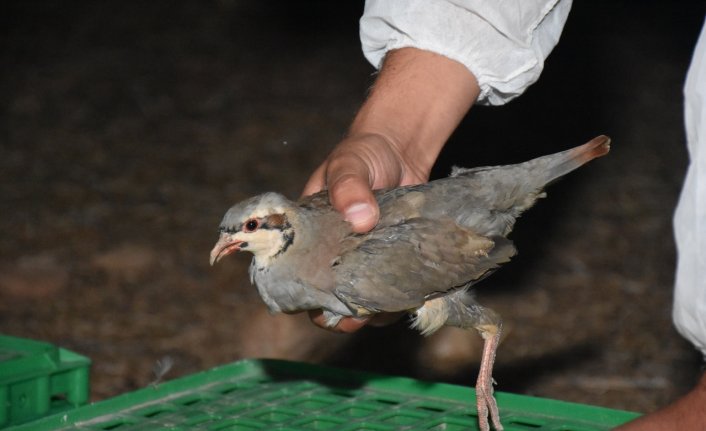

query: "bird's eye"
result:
(244, 219), (259, 232)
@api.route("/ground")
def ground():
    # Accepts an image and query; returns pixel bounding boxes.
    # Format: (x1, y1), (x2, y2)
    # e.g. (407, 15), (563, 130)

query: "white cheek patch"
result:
(242, 229), (286, 263)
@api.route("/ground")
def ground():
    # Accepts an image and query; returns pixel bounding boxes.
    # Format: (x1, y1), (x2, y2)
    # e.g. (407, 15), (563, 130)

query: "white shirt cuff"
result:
(360, 0), (572, 106)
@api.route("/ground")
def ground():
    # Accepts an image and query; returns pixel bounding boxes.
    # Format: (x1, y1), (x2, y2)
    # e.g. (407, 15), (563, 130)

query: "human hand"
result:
(302, 132), (431, 233)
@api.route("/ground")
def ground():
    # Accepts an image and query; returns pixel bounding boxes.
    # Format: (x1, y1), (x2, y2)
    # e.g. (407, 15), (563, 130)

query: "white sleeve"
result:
(673, 21), (706, 360)
(360, 0), (572, 106)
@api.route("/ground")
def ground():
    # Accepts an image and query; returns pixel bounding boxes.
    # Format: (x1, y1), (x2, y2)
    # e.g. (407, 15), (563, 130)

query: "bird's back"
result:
(375, 135), (610, 236)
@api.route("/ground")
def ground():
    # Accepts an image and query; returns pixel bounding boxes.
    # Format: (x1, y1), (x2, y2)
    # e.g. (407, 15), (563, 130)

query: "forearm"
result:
(349, 47), (480, 181)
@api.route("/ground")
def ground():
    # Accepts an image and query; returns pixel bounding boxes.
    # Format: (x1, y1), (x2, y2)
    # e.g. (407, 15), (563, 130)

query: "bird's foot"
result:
(475, 327), (503, 431)
(476, 377), (502, 431)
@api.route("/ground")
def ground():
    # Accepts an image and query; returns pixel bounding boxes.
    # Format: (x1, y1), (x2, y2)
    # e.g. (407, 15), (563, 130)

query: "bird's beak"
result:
(210, 233), (244, 266)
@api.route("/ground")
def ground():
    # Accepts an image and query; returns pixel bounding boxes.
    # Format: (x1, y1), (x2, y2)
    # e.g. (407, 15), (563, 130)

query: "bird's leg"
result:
(475, 322), (503, 431)
(416, 294), (504, 431)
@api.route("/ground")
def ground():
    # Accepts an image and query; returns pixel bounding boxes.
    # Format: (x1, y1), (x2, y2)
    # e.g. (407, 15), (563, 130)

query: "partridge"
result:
(211, 135), (611, 431)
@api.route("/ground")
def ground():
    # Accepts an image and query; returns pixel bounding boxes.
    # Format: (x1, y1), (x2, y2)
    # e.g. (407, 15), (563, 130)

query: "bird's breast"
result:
(250, 257), (350, 316)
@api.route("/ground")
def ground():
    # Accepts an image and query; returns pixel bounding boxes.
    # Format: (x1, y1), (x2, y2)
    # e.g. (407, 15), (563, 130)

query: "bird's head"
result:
(210, 192), (297, 266)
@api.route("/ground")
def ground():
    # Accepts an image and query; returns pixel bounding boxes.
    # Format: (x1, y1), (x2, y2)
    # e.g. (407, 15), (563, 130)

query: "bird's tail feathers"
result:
(449, 135), (610, 188)
(542, 135), (611, 185)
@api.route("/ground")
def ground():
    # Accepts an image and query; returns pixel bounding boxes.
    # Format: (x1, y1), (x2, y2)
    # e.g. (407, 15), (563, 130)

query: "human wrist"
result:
(349, 47), (480, 180)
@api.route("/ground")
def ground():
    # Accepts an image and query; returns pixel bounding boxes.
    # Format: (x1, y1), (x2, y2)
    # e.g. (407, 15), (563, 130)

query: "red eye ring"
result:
(244, 219), (259, 232)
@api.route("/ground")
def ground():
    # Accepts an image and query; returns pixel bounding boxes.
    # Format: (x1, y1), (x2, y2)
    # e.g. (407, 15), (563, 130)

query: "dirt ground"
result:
(2, 0), (705, 417)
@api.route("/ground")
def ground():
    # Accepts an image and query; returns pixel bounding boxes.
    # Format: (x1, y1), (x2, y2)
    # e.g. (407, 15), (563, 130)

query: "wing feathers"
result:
(332, 218), (516, 315)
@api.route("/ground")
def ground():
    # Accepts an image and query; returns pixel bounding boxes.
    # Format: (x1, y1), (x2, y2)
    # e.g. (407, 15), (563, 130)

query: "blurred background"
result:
(2, 0), (705, 414)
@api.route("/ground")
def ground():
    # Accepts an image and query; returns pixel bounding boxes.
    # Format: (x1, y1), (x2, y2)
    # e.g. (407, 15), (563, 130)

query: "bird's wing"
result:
(331, 217), (516, 315)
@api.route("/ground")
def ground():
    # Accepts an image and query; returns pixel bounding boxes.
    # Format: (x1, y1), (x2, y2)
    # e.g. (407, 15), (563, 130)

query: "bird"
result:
(210, 135), (610, 431)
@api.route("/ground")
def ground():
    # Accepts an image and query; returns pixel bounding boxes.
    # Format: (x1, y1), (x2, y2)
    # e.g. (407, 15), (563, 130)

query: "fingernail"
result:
(344, 203), (375, 227)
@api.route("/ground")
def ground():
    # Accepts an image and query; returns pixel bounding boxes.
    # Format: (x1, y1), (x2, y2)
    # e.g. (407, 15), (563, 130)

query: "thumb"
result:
(327, 157), (380, 233)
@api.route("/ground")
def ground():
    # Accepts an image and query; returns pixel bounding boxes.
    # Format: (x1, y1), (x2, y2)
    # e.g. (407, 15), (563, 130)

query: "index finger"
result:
(308, 309), (370, 333)
(302, 163), (328, 197)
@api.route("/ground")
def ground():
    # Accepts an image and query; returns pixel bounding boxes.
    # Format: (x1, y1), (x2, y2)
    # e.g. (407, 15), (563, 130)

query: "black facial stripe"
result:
(219, 215), (291, 236)
(219, 225), (241, 234)
(275, 231), (295, 257)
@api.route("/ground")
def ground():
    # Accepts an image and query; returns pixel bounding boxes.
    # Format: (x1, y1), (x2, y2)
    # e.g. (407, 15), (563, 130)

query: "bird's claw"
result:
(476, 382), (503, 431)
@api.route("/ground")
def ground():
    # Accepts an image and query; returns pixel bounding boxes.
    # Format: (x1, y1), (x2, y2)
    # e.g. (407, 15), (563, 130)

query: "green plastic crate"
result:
(0, 335), (91, 428)
(7, 358), (639, 431)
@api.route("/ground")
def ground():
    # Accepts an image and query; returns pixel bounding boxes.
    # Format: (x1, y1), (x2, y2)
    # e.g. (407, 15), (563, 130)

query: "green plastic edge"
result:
(0, 335), (92, 428)
(6, 358), (641, 430)
(0, 336), (91, 383)
(262, 360), (642, 427)
(0, 336), (56, 382)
